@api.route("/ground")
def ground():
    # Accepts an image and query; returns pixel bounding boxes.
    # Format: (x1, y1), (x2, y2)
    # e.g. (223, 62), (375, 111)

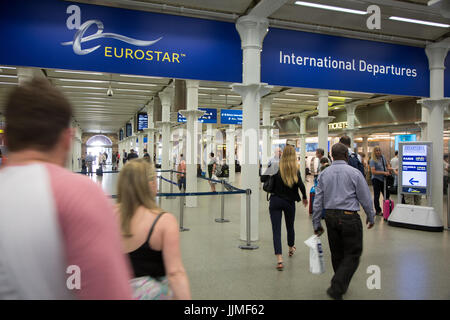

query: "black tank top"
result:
(128, 212), (166, 278)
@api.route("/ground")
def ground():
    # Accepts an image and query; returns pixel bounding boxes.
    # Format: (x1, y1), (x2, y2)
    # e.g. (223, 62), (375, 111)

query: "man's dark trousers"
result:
(324, 211), (363, 295)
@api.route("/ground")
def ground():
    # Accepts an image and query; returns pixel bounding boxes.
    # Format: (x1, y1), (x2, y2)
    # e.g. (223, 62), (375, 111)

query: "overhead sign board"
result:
(177, 108), (217, 123)
(126, 123), (132, 137)
(0, 0), (242, 83)
(262, 27), (430, 97)
(399, 142), (432, 195)
(220, 109), (242, 125)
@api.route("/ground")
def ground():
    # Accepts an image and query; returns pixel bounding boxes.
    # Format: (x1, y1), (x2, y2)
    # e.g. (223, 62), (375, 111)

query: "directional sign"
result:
(178, 108), (217, 123)
(400, 143), (431, 195)
(220, 109), (242, 125)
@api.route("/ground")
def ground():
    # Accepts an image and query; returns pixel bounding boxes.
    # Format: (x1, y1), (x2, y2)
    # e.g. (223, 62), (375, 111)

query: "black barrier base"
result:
(239, 244), (259, 250)
(215, 218), (230, 223)
(180, 227), (190, 232)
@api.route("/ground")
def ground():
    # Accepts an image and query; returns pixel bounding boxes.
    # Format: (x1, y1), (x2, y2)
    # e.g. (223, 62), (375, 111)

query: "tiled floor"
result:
(90, 170), (450, 300)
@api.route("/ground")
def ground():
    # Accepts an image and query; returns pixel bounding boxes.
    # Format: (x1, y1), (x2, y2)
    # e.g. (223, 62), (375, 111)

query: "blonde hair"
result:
(280, 145), (299, 188)
(117, 158), (160, 237)
(371, 146), (382, 163)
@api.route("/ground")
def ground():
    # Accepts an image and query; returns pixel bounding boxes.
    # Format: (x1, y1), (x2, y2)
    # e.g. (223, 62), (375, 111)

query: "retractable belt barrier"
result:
(110, 169), (256, 249)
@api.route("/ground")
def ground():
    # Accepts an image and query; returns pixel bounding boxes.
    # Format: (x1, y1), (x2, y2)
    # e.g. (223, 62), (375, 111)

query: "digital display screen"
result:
(126, 123), (132, 137)
(220, 109), (242, 125)
(119, 129), (123, 141)
(178, 108), (217, 123)
(395, 134), (416, 151)
(138, 113), (148, 131)
(401, 144), (427, 191)
(306, 143), (318, 152)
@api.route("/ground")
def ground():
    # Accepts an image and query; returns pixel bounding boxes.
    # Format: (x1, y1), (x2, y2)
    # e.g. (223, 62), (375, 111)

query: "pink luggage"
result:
(383, 176), (394, 221)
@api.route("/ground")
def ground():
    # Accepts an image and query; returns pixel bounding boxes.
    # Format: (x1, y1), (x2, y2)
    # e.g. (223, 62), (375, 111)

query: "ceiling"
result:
(1, 0), (449, 134)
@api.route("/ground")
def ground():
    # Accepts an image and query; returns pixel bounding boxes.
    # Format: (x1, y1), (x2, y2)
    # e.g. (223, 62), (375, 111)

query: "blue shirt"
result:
(369, 157), (388, 182)
(312, 160), (375, 230)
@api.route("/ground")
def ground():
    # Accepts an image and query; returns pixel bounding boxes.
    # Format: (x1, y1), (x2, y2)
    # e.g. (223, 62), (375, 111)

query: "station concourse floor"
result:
(91, 169), (450, 300)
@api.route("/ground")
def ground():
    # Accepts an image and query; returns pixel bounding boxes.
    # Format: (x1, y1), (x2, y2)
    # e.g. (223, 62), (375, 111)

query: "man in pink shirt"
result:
(0, 78), (133, 299)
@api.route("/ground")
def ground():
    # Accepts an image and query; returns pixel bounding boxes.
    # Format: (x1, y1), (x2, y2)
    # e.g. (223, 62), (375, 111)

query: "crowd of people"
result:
(0, 78), (445, 301)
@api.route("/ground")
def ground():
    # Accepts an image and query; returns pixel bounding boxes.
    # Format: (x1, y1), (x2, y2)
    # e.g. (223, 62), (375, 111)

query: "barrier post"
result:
(179, 194), (189, 232)
(239, 189), (258, 250)
(168, 170), (175, 199)
(215, 179), (230, 223)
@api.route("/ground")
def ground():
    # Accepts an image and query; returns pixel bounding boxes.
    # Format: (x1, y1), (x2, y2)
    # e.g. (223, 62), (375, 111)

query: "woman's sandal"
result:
(289, 246), (296, 257)
(276, 262), (284, 271)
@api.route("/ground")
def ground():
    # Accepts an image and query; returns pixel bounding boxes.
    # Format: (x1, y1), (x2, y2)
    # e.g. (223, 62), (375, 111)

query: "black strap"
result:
(145, 211), (166, 244)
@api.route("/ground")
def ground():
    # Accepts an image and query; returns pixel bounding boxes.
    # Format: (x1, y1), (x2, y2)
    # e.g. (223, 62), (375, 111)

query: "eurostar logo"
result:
(61, 5), (162, 55)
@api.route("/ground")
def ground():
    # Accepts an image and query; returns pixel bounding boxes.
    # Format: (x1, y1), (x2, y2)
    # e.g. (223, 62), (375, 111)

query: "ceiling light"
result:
(0, 66), (16, 70)
(0, 82), (17, 85)
(117, 82), (158, 87)
(58, 78), (107, 83)
(274, 98), (297, 102)
(294, 1), (367, 15)
(199, 87), (218, 90)
(54, 70), (104, 75)
(62, 86), (105, 90)
(0, 75), (17, 78)
(307, 100), (318, 103)
(119, 74), (161, 79)
(285, 93), (315, 97)
(115, 88), (150, 93)
(389, 16), (450, 28)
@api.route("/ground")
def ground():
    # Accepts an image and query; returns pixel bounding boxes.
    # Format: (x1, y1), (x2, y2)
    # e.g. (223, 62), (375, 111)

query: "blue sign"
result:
(395, 134), (416, 151)
(0, 0), (242, 83)
(306, 143), (318, 152)
(401, 144), (428, 188)
(220, 109), (242, 125)
(262, 28), (429, 97)
(138, 113), (148, 131)
(446, 55), (450, 98)
(178, 108), (217, 123)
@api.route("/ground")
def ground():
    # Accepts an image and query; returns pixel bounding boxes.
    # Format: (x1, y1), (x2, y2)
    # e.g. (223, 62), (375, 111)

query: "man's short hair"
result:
(316, 148), (325, 156)
(339, 135), (351, 147)
(395, 151), (398, 156)
(5, 78), (73, 152)
(331, 143), (348, 161)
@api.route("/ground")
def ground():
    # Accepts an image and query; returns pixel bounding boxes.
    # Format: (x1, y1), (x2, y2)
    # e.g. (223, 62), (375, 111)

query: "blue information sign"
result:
(138, 113), (148, 131)
(178, 108), (217, 123)
(400, 143), (430, 195)
(0, 0), (242, 83)
(220, 109), (242, 125)
(262, 27), (430, 97)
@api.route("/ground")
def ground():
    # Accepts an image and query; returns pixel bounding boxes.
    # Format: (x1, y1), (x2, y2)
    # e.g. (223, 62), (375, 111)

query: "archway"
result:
(86, 135), (113, 170)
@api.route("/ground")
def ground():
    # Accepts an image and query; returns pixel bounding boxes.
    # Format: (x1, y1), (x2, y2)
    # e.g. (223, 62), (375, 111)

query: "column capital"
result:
(235, 15), (269, 50)
(231, 83), (272, 98)
(185, 79), (199, 89)
(158, 87), (174, 106)
(312, 115), (335, 124)
(345, 103), (358, 114)
(179, 109), (205, 118)
(417, 98), (450, 110)
(425, 40), (450, 71)
(261, 96), (273, 111)
(415, 121), (428, 130)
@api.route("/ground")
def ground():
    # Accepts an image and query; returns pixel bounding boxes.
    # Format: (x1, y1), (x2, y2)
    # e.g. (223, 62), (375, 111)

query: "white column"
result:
(345, 103), (357, 150)
(206, 124), (213, 157)
(422, 40), (450, 228)
(158, 87), (174, 193)
(179, 80), (203, 207)
(313, 90), (334, 153)
(226, 125), (236, 183)
(232, 15), (272, 241)
(261, 97), (273, 174)
(299, 114), (307, 182)
(145, 102), (158, 164)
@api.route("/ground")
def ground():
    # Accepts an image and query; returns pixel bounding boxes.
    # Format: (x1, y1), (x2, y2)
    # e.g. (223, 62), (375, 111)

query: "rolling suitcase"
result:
(96, 167), (103, 176)
(383, 177), (394, 221)
(309, 185), (315, 216)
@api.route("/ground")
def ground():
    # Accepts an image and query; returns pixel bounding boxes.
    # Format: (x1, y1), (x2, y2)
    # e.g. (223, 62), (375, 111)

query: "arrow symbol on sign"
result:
(409, 178), (419, 185)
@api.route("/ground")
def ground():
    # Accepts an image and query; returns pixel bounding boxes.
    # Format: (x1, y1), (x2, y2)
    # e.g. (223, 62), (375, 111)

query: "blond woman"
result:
(268, 145), (308, 271)
(117, 159), (191, 300)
